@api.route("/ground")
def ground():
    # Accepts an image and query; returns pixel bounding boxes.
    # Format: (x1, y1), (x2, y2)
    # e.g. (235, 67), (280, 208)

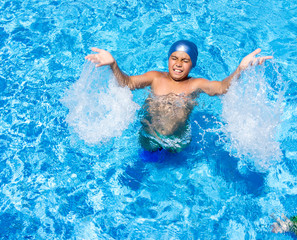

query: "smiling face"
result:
(168, 51), (193, 81)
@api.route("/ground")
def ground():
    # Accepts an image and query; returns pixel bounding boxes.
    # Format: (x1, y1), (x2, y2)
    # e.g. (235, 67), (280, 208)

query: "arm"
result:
(192, 49), (273, 96)
(85, 47), (155, 90)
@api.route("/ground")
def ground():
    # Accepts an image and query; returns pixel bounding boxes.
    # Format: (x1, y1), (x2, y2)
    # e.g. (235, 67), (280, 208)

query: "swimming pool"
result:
(1, 0), (297, 239)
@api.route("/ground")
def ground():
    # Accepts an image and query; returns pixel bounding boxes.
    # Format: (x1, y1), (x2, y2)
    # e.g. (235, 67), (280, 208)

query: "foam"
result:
(220, 64), (285, 171)
(61, 62), (139, 144)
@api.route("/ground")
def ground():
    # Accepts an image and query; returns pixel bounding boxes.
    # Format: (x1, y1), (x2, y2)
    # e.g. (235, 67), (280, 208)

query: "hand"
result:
(239, 48), (273, 71)
(85, 47), (115, 67)
(271, 214), (292, 233)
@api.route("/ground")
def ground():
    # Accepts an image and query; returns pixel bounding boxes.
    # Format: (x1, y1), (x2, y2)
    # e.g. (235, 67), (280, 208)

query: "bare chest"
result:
(151, 76), (195, 96)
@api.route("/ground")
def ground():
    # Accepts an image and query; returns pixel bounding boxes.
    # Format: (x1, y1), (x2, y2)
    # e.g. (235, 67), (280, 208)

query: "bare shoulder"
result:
(142, 71), (167, 84)
(130, 71), (164, 89)
(144, 70), (166, 78)
(190, 77), (211, 89)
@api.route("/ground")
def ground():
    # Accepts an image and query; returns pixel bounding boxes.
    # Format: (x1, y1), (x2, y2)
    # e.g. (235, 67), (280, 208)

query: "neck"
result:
(167, 73), (190, 82)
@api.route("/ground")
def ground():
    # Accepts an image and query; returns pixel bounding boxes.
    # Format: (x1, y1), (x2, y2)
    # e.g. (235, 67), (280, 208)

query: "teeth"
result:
(174, 69), (182, 73)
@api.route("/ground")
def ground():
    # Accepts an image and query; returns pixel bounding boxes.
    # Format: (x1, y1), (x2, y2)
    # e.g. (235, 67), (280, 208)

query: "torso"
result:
(151, 72), (197, 96)
(140, 71), (200, 137)
(141, 93), (198, 137)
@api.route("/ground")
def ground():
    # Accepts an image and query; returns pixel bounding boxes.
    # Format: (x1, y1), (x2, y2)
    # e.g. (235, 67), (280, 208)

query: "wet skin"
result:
(141, 92), (197, 137)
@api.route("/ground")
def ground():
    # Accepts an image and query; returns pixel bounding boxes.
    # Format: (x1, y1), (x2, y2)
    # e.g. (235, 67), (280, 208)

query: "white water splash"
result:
(61, 62), (139, 144)
(220, 64), (285, 171)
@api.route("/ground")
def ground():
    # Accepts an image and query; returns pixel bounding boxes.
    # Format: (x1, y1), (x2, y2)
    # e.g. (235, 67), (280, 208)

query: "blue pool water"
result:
(1, 0), (297, 239)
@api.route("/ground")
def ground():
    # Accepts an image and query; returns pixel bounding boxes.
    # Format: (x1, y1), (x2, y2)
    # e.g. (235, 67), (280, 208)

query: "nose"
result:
(175, 60), (182, 67)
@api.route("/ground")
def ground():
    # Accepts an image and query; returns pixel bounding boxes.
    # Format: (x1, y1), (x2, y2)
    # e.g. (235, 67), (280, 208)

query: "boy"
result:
(85, 40), (272, 152)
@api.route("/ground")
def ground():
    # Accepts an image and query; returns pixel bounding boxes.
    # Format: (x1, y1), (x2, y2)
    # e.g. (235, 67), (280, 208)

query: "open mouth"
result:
(173, 69), (183, 73)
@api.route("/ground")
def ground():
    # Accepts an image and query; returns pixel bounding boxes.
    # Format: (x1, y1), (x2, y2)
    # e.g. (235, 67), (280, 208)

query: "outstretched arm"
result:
(192, 49), (273, 96)
(85, 47), (131, 87)
(85, 47), (154, 90)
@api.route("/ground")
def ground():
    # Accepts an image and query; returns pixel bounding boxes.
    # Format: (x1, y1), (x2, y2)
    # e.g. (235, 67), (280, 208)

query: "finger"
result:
(85, 57), (95, 63)
(249, 48), (261, 57)
(282, 214), (290, 221)
(91, 47), (102, 53)
(86, 53), (99, 59)
(251, 58), (258, 65)
(259, 58), (264, 65)
(85, 54), (97, 60)
(260, 56), (273, 61)
(258, 56), (273, 65)
(86, 58), (99, 65)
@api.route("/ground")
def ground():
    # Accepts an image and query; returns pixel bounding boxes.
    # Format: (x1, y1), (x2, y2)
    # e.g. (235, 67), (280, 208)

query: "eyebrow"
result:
(171, 55), (191, 61)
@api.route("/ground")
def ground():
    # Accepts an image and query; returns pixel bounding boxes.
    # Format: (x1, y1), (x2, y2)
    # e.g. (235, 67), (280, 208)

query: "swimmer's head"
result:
(168, 40), (198, 68)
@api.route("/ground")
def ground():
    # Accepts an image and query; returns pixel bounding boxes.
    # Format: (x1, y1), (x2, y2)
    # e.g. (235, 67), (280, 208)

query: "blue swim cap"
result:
(168, 40), (198, 68)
